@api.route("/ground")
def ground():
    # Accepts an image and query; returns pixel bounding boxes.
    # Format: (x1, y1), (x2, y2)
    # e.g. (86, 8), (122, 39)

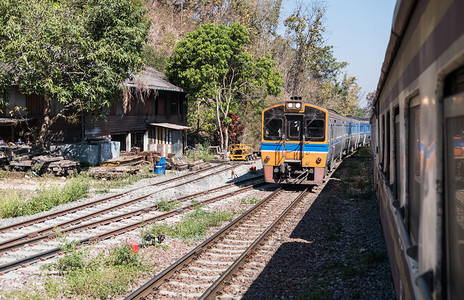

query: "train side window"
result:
(263, 118), (283, 140)
(444, 85), (464, 298)
(393, 107), (400, 199)
(305, 119), (325, 141)
(408, 96), (420, 244)
(381, 114), (386, 168)
(385, 111), (391, 180)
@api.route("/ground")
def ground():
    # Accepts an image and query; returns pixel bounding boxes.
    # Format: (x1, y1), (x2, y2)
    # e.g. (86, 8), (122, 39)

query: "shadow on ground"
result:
(242, 151), (396, 299)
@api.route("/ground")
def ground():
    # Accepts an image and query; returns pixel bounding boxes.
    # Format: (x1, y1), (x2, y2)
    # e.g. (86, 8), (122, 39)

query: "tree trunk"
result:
(225, 127), (229, 155)
(216, 98), (224, 153)
(37, 95), (52, 149)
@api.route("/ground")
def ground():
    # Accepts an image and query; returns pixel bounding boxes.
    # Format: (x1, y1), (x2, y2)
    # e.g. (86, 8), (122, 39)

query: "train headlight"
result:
(316, 157), (322, 164)
(264, 156), (270, 163)
(286, 101), (303, 112)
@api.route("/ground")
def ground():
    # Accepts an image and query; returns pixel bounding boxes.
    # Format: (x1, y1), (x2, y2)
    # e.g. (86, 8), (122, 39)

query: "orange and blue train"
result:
(261, 97), (370, 184)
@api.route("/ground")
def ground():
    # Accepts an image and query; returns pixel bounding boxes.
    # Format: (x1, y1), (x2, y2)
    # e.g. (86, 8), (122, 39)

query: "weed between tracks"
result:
(2, 239), (155, 300)
(143, 208), (234, 241)
(240, 196), (261, 204)
(155, 198), (180, 211)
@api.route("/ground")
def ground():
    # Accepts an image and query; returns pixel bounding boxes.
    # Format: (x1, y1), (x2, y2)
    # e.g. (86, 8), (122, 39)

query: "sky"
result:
(280, 0), (397, 107)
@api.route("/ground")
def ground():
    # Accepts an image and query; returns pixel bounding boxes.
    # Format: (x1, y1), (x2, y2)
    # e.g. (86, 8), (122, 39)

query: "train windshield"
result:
(305, 119), (325, 141)
(287, 116), (302, 140)
(263, 118), (283, 140)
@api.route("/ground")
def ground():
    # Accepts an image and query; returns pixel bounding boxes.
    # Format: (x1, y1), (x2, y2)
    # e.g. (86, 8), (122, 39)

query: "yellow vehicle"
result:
(228, 144), (256, 161)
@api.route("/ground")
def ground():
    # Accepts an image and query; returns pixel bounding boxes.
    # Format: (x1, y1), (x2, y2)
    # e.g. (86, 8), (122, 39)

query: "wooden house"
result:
(0, 67), (189, 158)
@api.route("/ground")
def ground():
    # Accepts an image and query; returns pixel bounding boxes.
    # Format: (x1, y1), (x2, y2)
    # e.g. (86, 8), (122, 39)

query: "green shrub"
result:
(0, 176), (90, 218)
(241, 197), (261, 204)
(108, 244), (140, 267)
(146, 209), (233, 240)
(41, 242), (153, 299)
(155, 198), (179, 212)
(0, 190), (26, 218)
(185, 144), (215, 162)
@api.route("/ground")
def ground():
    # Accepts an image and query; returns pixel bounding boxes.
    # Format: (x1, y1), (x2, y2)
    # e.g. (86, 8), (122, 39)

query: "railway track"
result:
(0, 163), (263, 274)
(126, 186), (310, 300)
(0, 163), (234, 233)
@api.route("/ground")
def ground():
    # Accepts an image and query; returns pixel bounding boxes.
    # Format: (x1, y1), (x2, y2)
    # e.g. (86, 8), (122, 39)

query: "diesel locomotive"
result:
(261, 98), (370, 184)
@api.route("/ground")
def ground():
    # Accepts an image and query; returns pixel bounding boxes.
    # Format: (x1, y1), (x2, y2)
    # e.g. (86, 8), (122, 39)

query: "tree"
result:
(165, 22), (282, 152)
(0, 0), (151, 147)
(282, 2), (346, 96)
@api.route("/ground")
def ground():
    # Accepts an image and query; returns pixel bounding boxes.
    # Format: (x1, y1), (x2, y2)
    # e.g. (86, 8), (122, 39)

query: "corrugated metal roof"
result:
(0, 118), (33, 126)
(125, 67), (184, 92)
(148, 122), (191, 130)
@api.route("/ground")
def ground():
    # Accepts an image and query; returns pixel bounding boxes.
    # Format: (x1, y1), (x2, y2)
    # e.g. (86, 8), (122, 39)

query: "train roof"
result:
(263, 102), (369, 123)
(374, 0), (415, 106)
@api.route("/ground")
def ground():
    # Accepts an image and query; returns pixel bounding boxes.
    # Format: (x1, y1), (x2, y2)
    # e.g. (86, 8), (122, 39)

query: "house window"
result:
(116, 99), (123, 116)
(170, 98), (178, 115)
(131, 132), (143, 149)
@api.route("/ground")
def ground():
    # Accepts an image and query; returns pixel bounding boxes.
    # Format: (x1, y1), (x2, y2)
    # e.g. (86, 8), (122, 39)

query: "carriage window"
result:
(263, 118), (283, 140)
(394, 107), (400, 199)
(385, 111), (391, 180)
(381, 115), (386, 168)
(446, 115), (464, 299)
(306, 119), (325, 141)
(408, 99), (420, 244)
(444, 78), (464, 299)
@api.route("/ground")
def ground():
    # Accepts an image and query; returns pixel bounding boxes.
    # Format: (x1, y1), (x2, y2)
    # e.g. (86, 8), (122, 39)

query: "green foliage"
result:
(241, 197), (261, 204)
(108, 244), (141, 267)
(0, 176), (90, 218)
(165, 22), (282, 151)
(41, 242), (152, 299)
(0, 0), (151, 145)
(145, 209), (233, 240)
(44, 278), (62, 298)
(57, 241), (86, 272)
(143, 45), (169, 71)
(283, 2), (346, 94)
(185, 144), (215, 161)
(155, 198), (179, 212)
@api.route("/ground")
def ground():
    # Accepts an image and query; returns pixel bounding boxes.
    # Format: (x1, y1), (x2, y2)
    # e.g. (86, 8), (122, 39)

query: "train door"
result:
(444, 79), (464, 299)
(286, 115), (303, 160)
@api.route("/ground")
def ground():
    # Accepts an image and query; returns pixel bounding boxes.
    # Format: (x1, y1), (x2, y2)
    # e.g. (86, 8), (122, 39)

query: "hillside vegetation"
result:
(142, 0), (369, 150)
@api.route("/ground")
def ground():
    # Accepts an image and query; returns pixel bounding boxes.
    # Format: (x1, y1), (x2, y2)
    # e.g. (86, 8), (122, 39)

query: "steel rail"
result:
(125, 186), (284, 300)
(0, 181), (271, 274)
(0, 163), (235, 233)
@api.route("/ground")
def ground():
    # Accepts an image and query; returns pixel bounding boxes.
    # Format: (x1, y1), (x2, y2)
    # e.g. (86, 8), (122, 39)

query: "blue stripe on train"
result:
(261, 142), (329, 152)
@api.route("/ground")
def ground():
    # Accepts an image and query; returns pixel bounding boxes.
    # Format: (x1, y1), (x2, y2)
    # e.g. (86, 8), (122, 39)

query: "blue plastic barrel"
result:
(155, 157), (166, 175)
